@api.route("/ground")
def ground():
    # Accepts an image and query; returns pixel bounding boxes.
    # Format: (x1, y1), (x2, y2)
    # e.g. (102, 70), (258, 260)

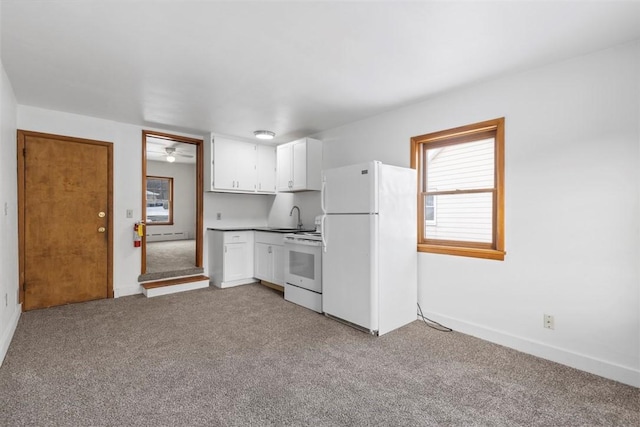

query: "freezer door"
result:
(322, 161), (378, 214)
(322, 214), (378, 332)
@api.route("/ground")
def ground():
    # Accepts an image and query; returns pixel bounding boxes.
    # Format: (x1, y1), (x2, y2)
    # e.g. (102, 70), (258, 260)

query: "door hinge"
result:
(22, 282), (26, 292)
(23, 148), (26, 156)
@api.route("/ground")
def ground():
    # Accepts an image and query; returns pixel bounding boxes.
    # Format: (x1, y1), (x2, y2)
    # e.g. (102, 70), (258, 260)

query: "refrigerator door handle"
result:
(321, 177), (327, 214)
(321, 215), (327, 252)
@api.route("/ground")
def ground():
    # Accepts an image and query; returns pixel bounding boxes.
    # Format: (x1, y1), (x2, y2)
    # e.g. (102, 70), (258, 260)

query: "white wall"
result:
(268, 192), (322, 230)
(314, 41), (640, 387)
(146, 160), (196, 239)
(204, 192), (272, 229)
(0, 61), (20, 366)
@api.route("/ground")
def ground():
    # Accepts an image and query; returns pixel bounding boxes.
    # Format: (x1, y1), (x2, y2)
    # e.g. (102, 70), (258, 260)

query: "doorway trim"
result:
(17, 130), (114, 307)
(141, 130), (203, 275)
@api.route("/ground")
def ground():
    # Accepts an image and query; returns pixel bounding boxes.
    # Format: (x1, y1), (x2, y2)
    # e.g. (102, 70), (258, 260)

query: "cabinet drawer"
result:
(254, 231), (285, 246)
(223, 231), (251, 244)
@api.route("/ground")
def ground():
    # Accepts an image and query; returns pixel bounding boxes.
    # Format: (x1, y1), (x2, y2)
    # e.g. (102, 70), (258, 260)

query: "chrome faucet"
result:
(290, 205), (303, 230)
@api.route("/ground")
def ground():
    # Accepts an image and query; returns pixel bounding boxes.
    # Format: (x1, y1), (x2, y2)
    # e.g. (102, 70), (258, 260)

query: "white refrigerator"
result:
(321, 161), (417, 336)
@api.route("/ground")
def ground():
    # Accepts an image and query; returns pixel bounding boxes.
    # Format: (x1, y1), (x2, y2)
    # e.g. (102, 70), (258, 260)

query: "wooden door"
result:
(18, 131), (113, 310)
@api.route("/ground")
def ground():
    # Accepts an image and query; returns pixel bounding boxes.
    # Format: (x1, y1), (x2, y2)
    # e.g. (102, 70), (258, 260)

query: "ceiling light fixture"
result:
(165, 147), (177, 163)
(254, 130), (275, 140)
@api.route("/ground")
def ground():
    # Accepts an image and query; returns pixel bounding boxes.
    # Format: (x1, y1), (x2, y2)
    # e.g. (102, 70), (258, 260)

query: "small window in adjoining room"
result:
(146, 176), (173, 225)
(411, 118), (505, 260)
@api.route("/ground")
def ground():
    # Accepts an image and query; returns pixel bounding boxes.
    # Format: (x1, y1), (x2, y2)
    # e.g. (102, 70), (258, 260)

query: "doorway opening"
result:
(139, 130), (203, 281)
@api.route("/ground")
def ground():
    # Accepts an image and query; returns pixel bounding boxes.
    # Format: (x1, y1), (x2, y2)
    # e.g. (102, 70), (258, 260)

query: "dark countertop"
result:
(207, 226), (256, 232)
(207, 226), (315, 234)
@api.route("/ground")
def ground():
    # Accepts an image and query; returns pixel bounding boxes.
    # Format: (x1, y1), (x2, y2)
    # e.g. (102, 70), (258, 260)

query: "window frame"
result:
(410, 118), (505, 260)
(145, 175), (174, 226)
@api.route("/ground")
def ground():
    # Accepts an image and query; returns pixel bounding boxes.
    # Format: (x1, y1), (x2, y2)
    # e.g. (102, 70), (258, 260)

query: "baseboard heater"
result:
(146, 231), (188, 242)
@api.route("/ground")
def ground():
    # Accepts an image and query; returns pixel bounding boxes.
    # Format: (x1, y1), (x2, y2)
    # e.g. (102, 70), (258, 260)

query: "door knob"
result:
(98, 212), (106, 218)
(98, 227), (106, 233)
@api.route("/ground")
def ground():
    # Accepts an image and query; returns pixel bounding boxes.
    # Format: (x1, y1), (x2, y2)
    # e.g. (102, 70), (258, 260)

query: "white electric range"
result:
(283, 231), (323, 313)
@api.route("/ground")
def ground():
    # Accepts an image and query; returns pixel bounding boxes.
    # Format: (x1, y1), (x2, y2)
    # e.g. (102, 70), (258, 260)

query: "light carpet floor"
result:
(145, 239), (196, 273)
(1, 284), (638, 426)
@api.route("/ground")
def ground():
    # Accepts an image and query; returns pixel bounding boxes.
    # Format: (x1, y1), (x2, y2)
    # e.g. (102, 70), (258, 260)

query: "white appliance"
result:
(321, 161), (417, 336)
(283, 231), (323, 313)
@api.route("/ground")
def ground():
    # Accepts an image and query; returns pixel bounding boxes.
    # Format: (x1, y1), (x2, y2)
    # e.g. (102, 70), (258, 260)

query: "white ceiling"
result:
(2, 1), (640, 144)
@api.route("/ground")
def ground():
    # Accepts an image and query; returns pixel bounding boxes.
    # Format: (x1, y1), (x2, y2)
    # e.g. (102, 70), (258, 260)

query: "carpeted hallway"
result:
(1, 284), (638, 426)
(145, 239), (196, 273)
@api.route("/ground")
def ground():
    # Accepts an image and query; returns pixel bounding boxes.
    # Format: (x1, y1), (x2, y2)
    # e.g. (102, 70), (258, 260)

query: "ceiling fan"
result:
(148, 146), (194, 163)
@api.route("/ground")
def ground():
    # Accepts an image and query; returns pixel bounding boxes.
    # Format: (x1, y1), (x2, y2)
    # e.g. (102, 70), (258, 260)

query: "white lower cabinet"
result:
(272, 245), (284, 285)
(254, 232), (285, 286)
(209, 230), (255, 288)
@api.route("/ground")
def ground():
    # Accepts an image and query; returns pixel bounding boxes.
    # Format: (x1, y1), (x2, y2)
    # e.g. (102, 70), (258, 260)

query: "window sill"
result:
(417, 244), (505, 261)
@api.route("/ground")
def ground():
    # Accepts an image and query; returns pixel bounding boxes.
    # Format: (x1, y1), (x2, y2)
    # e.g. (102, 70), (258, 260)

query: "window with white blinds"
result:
(411, 118), (505, 260)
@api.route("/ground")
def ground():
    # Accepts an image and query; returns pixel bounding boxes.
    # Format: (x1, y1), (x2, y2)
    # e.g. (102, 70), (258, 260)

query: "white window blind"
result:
(425, 138), (495, 243)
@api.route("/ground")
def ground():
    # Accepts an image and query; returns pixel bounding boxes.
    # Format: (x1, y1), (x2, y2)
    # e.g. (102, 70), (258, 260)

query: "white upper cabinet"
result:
(276, 143), (293, 191)
(256, 144), (276, 193)
(214, 137), (256, 192)
(204, 133), (276, 194)
(276, 138), (322, 192)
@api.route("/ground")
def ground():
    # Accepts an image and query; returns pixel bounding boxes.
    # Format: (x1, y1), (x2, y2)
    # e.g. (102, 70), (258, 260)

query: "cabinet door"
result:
(254, 243), (271, 281)
(235, 142), (257, 192)
(276, 144), (292, 191)
(257, 145), (276, 193)
(291, 140), (307, 191)
(213, 138), (257, 192)
(272, 244), (285, 286)
(223, 242), (248, 282)
(213, 138), (237, 190)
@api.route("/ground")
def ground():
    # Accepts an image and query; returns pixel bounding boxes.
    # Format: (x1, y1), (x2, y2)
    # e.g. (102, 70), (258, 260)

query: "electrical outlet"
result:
(126, 209), (133, 218)
(216, 212), (222, 220)
(544, 314), (555, 330)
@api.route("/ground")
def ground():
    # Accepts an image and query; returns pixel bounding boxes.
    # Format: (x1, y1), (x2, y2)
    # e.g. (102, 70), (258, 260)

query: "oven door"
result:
(284, 239), (322, 293)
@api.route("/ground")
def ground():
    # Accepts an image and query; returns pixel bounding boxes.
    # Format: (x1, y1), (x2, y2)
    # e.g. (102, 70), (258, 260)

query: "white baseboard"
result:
(213, 278), (256, 288)
(146, 231), (189, 242)
(114, 285), (142, 298)
(420, 312), (639, 388)
(0, 304), (21, 367)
